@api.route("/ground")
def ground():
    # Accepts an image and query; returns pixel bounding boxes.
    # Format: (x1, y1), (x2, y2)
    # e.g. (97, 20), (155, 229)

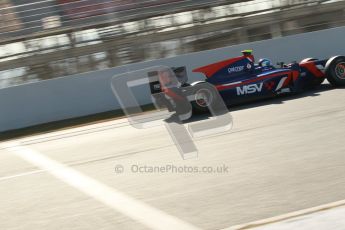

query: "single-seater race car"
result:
(150, 50), (345, 115)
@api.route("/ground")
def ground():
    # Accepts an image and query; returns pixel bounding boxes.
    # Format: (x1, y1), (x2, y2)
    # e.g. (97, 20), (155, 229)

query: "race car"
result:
(150, 50), (345, 116)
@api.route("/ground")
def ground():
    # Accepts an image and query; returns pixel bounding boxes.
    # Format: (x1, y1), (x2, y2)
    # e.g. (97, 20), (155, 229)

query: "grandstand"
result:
(0, 0), (345, 87)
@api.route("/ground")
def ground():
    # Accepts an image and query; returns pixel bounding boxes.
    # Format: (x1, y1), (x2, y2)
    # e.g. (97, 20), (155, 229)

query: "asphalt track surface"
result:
(1, 83), (345, 230)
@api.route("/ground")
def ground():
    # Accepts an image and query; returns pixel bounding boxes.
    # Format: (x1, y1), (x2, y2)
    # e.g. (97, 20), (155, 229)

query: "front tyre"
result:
(325, 56), (345, 87)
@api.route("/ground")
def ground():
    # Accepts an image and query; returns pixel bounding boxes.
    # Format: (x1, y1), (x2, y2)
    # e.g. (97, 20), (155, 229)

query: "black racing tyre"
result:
(325, 56), (345, 87)
(191, 83), (220, 113)
(191, 82), (228, 116)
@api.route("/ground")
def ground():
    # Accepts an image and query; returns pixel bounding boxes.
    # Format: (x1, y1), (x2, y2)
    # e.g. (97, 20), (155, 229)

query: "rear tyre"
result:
(192, 87), (214, 113)
(191, 83), (219, 113)
(325, 56), (345, 87)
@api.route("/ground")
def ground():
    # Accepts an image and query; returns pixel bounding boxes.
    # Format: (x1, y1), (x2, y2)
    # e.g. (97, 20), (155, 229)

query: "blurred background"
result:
(1, 0), (345, 88)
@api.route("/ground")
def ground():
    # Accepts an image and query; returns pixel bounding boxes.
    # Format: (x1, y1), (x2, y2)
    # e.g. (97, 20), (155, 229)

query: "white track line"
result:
(2, 141), (201, 230)
(0, 169), (45, 182)
(224, 200), (345, 230)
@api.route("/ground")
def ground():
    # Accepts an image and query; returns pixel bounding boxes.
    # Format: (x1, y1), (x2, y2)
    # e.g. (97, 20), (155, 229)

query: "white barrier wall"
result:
(1, 26), (345, 132)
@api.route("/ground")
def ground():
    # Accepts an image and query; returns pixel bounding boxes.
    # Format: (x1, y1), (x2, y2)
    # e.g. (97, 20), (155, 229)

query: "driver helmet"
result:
(258, 58), (272, 67)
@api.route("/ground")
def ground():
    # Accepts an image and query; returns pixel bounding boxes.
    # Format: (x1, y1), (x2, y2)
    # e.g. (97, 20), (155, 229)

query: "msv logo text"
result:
(236, 83), (263, 95)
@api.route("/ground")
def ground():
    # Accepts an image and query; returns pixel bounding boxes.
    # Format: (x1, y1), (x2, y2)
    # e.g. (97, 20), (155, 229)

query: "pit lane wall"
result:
(1, 26), (345, 132)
